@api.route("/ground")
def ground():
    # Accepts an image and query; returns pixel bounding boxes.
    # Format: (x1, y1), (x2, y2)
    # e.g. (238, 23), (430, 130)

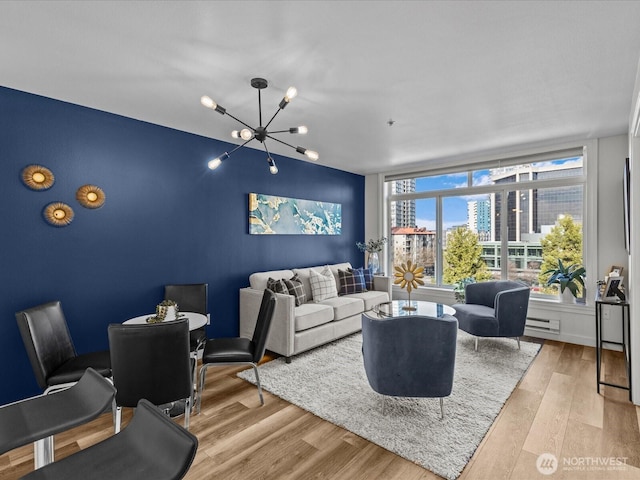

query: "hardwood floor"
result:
(2, 340), (639, 479)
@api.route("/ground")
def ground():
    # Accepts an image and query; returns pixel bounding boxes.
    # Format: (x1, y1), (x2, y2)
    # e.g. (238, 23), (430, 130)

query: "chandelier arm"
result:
(227, 138), (255, 156)
(268, 129), (295, 134)
(223, 111), (255, 131)
(263, 107), (283, 131)
(265, 134), (302, 151)
(258, 88), (263, 127)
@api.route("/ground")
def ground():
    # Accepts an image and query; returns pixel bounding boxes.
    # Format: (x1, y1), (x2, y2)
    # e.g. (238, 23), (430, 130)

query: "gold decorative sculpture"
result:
(22, 165), (55, 190)
(76, 184), (105, 209)
(43, 202), (74, 227)
(393, 260), (425, 311)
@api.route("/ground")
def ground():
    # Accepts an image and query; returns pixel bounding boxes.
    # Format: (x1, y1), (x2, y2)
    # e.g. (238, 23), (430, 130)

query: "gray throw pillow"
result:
(284, 274), (307, 306)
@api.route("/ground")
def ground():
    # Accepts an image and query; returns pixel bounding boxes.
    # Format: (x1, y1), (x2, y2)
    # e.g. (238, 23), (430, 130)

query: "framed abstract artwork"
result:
(249, 193), (341, 235)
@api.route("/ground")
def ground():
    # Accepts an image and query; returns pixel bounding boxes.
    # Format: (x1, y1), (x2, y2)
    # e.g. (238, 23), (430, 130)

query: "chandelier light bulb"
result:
(200, 96), (216, 109)
(208, 158), (222, 170)
(285, 86), (297, 101)
(240, 128), (253, 140)
(231, 130), (240, 138)
(268, 157), (278, 175)
(305, 150), (319, 161)
(289, 126), (307, 134)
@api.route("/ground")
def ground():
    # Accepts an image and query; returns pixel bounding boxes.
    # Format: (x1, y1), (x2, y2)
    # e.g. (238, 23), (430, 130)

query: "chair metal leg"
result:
(190, 352), (198, 413)
(34, 436), (53, 469)
(184, 397), (191, 430)
(439, 397), (444, 420)
(252, 363), (264, 406)
(196, 365), (208, 415)
(474, 337), (478, 351)
(115, 406), (122, 434)
(516, 337), (521, 349)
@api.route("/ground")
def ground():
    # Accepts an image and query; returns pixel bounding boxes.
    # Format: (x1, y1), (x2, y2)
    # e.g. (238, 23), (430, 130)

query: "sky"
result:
(411, 157), (582, 231)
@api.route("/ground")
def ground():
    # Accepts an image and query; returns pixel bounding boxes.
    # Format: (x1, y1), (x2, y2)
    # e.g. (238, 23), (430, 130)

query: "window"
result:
(386, 152), (586, 298)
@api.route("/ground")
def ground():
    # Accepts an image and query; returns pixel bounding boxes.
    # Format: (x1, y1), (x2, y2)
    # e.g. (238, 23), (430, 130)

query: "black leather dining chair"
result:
(20, 399), (198, 480)
(0, 368), (115, 470)
(16, 301), (112, 395)
(164, 283), (208, 404)
(108, 318), (193, 433)
(197, 289), (276, 413)
(164, 283), (209, 353)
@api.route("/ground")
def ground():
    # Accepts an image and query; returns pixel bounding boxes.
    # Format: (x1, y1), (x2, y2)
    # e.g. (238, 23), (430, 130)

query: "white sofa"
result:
(239, 262), (391, 362)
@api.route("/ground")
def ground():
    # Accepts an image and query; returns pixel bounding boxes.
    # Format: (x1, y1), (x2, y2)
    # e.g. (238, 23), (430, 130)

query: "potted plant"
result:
(543, 259), (585, 301)
(356, 237), (387, 274)
(453, 277), (476, 303)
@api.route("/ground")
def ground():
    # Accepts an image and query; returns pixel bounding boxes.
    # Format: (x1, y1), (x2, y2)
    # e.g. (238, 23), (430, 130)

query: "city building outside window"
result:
(387, 151), (585, 298)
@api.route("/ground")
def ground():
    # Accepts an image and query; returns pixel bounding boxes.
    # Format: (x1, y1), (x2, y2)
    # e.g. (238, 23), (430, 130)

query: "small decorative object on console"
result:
(603, 276), (625, 302)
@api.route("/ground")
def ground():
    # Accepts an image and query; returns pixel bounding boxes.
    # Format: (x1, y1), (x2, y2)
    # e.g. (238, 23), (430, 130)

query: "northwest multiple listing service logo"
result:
(536, 453), (558, 475)
(536, 453), (629, 475)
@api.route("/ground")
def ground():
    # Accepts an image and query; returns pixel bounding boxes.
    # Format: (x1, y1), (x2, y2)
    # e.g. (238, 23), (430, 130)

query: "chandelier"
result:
(200, 77), (318, 174)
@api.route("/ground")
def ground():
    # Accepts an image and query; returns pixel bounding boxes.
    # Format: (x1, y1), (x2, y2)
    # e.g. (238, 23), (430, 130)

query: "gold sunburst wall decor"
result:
(22, 164), (55, 190)
(76, 184), (105, 209)
(43, 202), (74, 227)
(394, 260), (425, 310)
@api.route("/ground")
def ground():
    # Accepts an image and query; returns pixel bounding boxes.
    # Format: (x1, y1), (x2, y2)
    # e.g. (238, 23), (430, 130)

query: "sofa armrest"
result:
(239, 287), (296, 357)
(373, 275), (392, 300)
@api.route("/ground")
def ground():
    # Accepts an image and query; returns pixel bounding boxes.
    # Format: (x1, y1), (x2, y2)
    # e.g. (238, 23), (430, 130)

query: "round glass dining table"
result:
(123, 311), (207, 331)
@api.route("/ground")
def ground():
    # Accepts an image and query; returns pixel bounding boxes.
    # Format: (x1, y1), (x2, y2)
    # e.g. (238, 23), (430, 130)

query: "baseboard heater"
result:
(525, 317), (560, 334)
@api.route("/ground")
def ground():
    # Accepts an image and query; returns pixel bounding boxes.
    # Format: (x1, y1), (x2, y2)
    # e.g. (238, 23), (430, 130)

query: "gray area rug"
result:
(238, 331), (541, 480)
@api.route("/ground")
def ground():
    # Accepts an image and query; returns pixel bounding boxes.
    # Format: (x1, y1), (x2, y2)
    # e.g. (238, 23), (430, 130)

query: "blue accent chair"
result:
(361, 312), (458, 418)
(453, 280), (530, 351)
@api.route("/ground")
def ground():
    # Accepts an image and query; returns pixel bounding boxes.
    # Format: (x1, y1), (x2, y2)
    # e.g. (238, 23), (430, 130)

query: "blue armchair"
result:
(361, 312), (458, 418)
(453, 280), (530, 351)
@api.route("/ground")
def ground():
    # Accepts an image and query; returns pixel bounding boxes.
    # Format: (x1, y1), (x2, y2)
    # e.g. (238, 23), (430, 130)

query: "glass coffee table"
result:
(372, 300), (456, 318)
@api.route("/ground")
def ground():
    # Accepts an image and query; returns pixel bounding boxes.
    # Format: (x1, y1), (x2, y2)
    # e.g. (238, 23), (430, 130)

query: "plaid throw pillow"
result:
(338, 269), (366, 295)
(284, 274), (307, 306)
(309, 268), (338, 302)
(266, 277), (288, 295)
(351, 267), (373, 291)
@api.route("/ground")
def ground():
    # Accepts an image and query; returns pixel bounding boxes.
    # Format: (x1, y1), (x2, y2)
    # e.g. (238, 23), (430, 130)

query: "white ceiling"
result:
(2, 1), (640, 175)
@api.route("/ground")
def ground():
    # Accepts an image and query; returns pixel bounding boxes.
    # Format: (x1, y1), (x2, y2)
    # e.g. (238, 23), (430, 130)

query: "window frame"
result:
(383, 141), (598, 306)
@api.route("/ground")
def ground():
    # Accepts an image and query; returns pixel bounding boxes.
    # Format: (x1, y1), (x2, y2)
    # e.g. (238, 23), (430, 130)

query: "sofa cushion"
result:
(284, 274), (307, 306)
(326, 262), (353, 290)
(454, 303), (499, 337)
(338, 269), (365, 295)
(319, 296), (364, 321)
(310, 267), (338, 302)
(266, 277), (289, 295)
(292, 267), (322, 302)
(294, 303), (334, 332)
(349, 290), (390, 311)
(249, 270), (294, 290)
(351, 268), (367, 291)
(351, 267), (374, 291)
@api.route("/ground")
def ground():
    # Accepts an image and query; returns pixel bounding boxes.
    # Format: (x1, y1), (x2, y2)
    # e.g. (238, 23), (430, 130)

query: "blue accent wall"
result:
(0, 86), (364, 404)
